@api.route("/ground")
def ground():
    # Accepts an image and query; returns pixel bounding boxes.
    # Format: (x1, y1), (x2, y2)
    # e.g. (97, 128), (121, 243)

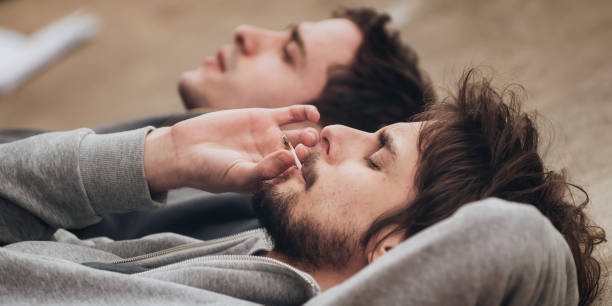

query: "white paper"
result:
(0, 11), (99, 94)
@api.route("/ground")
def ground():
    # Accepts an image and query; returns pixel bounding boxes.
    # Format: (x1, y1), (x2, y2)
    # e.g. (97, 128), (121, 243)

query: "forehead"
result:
(383, 122), (422, 193)
(385, 122), (422, 150)
(300, 18), (362, 66)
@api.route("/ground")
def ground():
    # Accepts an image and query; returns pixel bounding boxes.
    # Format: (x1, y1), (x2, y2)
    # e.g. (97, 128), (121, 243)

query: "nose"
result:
(233, 24), (285, 56)
(320, 125), (377, 164)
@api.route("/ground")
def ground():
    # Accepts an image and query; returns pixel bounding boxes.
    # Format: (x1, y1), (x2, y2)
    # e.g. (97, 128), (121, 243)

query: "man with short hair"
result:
(0, 7), (432, 142)
(0, 72), (604, 305)
(178, 8), (433, 132)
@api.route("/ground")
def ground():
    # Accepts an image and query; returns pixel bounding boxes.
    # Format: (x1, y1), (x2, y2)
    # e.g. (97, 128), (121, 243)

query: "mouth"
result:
(267, 165), (304, 186)
(266, 151), (319, 189)
(287, 165), (305, 183)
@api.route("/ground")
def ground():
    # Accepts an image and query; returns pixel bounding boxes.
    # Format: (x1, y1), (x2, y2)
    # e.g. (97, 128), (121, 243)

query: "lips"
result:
(267, 152), (319, 188)
(288, 166), (305, 182)
(267, 165), (303, 186)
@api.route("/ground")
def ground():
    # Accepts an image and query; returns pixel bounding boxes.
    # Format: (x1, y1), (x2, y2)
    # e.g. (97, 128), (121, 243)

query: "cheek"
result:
(232, 60), (325, 107)
(302, 61), (331, 92)
(305, 169), (398, 223)
(306, 167), (357, 203)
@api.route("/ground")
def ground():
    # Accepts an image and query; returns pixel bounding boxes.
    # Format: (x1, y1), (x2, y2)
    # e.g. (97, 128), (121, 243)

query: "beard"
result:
(252, 153), (361, 271)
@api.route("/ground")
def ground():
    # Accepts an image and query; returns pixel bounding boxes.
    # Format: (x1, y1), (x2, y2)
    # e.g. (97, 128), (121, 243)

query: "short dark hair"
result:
(309, 8), (435, 132)
(362, 69), (606, 306)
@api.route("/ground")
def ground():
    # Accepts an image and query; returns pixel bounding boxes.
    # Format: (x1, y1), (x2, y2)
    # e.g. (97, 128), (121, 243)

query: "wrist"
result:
(144, 127), (181, 193)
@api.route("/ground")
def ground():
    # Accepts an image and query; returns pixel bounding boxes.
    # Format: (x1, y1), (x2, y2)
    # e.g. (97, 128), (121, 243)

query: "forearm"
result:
(0, 127), (166, 243)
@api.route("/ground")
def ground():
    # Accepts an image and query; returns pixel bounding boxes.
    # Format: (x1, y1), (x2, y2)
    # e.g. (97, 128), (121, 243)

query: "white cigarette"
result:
(282, 135), (302, 169)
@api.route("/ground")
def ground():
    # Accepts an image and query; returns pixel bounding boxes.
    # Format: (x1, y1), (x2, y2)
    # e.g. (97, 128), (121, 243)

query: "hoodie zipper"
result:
(136, 254), (319, 294)
(110, 228), (266, 265)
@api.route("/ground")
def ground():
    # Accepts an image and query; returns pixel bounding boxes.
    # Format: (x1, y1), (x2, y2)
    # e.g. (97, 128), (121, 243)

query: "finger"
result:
(283, 128), (319, 147)
(235, 151), (295, 185)
(294, 144), (312, 161)
(273, 105), (320, 126)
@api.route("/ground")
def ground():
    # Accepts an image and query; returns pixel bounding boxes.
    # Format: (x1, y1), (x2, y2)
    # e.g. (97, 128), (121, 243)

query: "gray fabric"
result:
(0, 128), (579, 305)
(73, 191), (261, 241)
(0, 112), (202, 144)
(0, 127), (164, 243)
(305, 199), (579, 306)
(1, 228), (317, 305)
(79, 129), (167, 215)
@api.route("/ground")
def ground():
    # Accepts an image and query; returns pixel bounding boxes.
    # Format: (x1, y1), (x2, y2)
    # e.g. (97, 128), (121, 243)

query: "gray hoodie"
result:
(0, 128), (579, 305)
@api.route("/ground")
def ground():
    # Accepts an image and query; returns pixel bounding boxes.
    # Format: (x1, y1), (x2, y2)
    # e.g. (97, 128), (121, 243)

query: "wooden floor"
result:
(1, 0), (611, 302)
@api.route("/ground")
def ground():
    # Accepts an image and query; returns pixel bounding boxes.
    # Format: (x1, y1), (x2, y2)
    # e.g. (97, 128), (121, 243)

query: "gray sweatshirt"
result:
(0, 128), (579, 305)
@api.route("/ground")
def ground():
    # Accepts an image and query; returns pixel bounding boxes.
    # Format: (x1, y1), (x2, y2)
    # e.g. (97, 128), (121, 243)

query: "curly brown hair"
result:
(309, 7), (435, 132)
(362, 69), (606, 305)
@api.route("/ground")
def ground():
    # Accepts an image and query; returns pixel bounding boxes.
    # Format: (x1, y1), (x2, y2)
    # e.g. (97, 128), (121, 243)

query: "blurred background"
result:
(1, 0), (611, 302)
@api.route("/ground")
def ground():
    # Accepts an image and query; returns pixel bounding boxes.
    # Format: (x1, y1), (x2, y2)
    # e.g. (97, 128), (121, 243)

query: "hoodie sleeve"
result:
(0, 127), (167, 244)
(305, 198), (579, 306)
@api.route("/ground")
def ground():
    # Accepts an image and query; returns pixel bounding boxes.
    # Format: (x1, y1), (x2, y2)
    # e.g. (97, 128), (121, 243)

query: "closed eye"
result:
(282, 44), (294, 64)
(379, 130), (388, 147)
(366, 132), (388, 170)
(366, 157), (381, 170)
(365, 130), (390, 171)
(282, 24), (303, 66)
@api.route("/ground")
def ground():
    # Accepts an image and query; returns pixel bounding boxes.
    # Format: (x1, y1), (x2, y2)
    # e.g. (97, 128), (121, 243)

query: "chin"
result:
(178, 77), (210, 110)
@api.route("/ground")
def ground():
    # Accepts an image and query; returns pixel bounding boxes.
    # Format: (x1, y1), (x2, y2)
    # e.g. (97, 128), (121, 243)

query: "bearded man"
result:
(0, 72), (604, 305)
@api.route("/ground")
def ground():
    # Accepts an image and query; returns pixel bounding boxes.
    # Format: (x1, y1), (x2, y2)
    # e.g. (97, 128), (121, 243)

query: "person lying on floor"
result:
(0, 7), (433, 144)
(0, 72), (605, 305)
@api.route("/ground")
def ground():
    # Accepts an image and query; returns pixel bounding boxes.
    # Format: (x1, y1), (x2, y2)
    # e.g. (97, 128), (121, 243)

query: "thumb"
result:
(232, 151), (294, 191)
(252, 150), (296, 180)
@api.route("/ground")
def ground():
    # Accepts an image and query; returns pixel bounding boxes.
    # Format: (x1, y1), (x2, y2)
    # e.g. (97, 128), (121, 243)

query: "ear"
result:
(368, 230), (404, 264)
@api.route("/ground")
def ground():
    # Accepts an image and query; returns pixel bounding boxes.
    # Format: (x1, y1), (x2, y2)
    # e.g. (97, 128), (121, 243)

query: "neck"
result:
(266, 250), (361, 292)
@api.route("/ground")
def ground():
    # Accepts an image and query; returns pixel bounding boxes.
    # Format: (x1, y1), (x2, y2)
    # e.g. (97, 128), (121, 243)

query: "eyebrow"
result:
(289, 23), (306, 57)
(380, 129), (398, 161)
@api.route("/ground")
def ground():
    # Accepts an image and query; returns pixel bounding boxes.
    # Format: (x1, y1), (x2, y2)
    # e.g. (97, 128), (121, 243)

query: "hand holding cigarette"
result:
(145, 105), (319, 193)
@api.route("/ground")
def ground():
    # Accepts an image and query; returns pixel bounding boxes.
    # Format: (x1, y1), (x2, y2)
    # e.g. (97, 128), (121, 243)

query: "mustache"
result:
(302, 152), (319, 190)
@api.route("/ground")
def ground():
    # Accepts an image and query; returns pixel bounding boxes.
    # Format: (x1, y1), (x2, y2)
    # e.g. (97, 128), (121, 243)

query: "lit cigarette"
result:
(282, 134), (302, 169)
